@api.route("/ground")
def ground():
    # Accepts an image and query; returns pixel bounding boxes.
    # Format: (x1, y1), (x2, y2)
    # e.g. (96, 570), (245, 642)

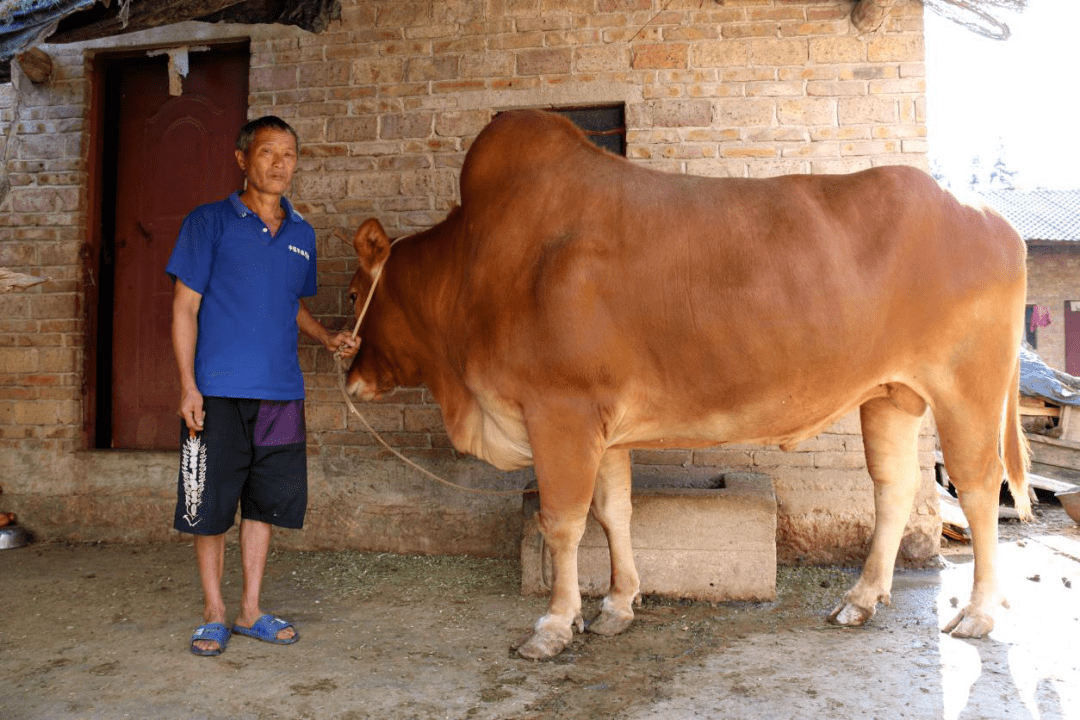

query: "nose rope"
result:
(334, 255), (536, 498)
(345, 265), (382, 344)
(340, 233), (404, 348)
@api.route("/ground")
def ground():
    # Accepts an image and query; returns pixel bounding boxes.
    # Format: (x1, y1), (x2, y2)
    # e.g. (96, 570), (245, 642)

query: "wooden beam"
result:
(47, 0), (248, 44)
(851, 0), (898, 33)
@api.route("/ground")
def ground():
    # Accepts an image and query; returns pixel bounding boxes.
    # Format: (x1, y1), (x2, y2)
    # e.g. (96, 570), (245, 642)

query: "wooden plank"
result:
(1020, 406), (1061, 417)
(1027, 433), (1080, 472)
(1027, 434), (1080, 451)
(938, 485), (968, 527)
(937, 482), (1026, 524)
(1031, 461), (1080, 485)
(1061, 405), (1080, 443)
(937, 452), (1069, 504)
(1020, 395), (1062, 417)
(998, 505), (1021, 521)
(1028, 473), (1080, 495)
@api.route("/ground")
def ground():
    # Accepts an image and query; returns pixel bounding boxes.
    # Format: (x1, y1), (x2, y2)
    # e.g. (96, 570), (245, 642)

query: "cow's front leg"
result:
(517, 508), (589, 659)
(516, 405), (602, 660)
(587, 448), (639, 637)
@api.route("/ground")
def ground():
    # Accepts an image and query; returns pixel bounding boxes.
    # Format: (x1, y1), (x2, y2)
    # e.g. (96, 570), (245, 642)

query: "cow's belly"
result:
(610, 407), (838, 451)
(608, 382), (896, 451)
(457, 381), (900, 469)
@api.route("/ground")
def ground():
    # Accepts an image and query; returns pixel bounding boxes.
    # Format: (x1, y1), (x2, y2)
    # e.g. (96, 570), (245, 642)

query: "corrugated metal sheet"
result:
(981, 188), (1080, 242)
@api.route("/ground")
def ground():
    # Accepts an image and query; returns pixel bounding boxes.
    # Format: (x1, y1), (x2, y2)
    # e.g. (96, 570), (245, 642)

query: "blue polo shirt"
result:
(166, 192), (317, 400)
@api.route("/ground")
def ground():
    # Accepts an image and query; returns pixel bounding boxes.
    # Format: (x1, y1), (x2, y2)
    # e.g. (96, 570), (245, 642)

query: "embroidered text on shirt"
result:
(288, 245), (310, 260)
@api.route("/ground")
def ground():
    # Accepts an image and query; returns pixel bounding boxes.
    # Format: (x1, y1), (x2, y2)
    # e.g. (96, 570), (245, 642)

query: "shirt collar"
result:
(228, 192), (304, 222)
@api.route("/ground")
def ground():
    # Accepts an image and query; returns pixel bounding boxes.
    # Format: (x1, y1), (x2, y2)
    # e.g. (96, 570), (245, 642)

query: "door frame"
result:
(1067, 301), (1080, 376)
(82, 41), (250, 449)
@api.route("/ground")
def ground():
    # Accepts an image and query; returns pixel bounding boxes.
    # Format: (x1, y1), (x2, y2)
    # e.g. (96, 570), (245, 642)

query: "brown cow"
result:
(345, 109), (1030, 660)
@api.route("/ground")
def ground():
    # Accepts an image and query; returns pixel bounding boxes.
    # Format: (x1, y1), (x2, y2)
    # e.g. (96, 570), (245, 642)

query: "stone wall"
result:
(0, 0), (939, 564)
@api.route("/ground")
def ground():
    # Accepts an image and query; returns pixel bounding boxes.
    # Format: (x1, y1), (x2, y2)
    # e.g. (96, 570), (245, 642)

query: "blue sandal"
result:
(232, 614), (299, 645)
(190, 622), (230, 656)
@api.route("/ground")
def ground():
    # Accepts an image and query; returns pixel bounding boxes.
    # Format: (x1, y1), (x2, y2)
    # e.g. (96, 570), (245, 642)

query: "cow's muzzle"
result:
(344, 363), (379, 402)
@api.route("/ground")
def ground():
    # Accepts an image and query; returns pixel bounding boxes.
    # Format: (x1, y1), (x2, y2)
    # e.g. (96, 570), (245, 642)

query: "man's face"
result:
(235, 128), (298, 196)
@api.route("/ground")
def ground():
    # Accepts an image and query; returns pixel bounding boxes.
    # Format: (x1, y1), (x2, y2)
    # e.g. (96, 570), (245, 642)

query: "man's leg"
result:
(233, 518), (295, 641)
(232, 400), (307, 641)
(192, 533), (227, 653)
(177, 400), (244, 654)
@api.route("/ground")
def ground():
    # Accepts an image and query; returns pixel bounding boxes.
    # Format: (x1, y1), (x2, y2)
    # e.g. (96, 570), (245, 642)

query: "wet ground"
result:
(1, 506), (1078, 720)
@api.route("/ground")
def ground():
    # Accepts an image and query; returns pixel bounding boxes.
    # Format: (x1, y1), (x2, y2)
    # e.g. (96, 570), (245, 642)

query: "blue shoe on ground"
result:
(190, 622), (230, 656)
(232, 614), (299, 645)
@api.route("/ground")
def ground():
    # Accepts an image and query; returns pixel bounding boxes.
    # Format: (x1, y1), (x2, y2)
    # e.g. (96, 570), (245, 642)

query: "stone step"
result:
(520, 472), (777, 602)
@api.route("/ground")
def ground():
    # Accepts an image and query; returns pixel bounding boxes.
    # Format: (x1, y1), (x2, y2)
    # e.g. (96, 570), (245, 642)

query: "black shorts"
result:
(174, 397), (308, 535)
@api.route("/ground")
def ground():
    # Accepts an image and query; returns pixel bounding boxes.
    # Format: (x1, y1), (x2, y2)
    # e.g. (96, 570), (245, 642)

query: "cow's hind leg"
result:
(937, 413), (1009, 638)
(829, 393), (925, 626)
(587, 449), (640, 636)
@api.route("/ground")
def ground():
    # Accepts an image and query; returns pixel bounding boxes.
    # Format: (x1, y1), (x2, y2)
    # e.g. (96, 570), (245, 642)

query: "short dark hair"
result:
(236, 115), (299, 153)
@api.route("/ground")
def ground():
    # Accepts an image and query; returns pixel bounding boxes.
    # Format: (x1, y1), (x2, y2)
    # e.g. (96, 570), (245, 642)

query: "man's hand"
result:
(179, 385), (205, 435)
(327, 331), (359, 359)
(297, 301), (359, 359)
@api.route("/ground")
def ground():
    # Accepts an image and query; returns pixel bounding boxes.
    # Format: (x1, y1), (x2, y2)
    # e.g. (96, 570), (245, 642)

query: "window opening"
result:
(553, 104), (626, 156)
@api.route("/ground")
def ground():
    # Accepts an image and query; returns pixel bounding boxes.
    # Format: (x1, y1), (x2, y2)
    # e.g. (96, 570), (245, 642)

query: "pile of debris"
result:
(1019, 343), (1080, 441)
(938, 344), (1080, 541)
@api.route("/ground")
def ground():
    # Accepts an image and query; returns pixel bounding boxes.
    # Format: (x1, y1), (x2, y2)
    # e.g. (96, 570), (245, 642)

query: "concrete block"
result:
(521, 472), (776, 602)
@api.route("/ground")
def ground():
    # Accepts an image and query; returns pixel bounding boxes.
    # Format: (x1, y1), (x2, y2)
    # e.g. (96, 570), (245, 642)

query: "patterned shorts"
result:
(174, 397), (307, 535)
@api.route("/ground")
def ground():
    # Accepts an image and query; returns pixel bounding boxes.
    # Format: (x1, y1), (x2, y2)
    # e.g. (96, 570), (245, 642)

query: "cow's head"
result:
(344, 218), (423, 400)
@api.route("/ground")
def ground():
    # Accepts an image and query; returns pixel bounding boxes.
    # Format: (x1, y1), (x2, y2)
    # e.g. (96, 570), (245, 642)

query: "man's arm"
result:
(298, 300), (358, 358)
(172, 279), (205, 433)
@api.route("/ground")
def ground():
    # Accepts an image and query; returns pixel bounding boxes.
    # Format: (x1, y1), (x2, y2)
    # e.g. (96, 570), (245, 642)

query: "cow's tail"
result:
(1003, 354), (1033, 521)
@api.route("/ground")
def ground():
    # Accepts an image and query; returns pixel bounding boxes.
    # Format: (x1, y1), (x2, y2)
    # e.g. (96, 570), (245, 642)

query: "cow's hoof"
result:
(515, 627), (571, 660)
(942, 607), (993, 638)
(588, 608), (634, 637)
(827, 601), (875, 627)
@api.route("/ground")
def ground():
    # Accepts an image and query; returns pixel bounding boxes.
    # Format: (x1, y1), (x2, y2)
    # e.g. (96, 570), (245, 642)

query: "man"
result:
(167, 115), (357, 656)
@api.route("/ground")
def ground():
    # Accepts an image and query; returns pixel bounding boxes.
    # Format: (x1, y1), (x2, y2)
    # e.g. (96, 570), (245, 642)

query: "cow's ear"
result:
(352, 218), (392, 276)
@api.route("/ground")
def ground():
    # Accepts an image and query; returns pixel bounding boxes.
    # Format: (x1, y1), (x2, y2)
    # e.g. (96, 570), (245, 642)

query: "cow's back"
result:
(450, 110), (1026, 447)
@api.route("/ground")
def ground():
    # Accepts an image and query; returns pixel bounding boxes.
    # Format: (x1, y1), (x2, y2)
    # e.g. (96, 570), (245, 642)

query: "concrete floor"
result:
(1, 510), (1078, 720)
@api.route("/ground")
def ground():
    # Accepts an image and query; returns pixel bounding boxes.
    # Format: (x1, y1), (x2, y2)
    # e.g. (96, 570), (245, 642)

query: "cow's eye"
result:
(348, 292), (358, 304)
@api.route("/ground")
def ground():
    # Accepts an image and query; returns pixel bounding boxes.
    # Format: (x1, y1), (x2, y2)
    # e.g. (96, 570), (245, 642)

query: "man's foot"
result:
(190, 623), (231, 656)
(232, 614), (299, 644)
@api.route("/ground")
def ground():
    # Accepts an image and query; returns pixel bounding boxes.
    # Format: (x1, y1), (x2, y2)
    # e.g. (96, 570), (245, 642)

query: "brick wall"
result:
(0, 0), (939, 564)
(1026, 245), (1080, 373)
(0, 48), (86, 454)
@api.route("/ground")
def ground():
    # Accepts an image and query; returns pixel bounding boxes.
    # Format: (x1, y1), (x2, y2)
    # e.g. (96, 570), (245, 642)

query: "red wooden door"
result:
(111, 47), (248, 449)
(1066, 302), (1080, 376)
